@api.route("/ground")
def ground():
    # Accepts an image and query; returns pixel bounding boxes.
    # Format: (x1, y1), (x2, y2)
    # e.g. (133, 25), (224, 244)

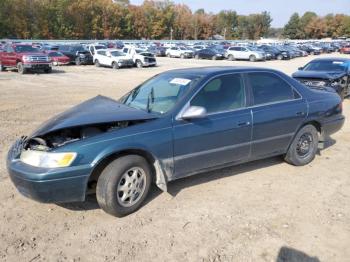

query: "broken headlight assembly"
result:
(20, 150), (77, 168)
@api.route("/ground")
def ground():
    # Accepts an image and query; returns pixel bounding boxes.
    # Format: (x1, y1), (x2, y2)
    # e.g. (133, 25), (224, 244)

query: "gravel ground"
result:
(0, 54), (349, 262)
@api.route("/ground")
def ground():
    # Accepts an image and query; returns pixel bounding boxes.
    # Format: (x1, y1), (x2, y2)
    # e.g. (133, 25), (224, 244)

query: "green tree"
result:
(283, 13), (304, 39)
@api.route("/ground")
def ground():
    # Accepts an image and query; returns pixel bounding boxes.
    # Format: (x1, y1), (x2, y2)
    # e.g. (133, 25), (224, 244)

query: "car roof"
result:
(165, 66), (279, 76)
(309, 57), (350, 62)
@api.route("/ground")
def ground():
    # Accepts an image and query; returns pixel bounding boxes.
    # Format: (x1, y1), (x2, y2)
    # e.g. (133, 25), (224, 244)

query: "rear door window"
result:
(246, 72), (297, 105)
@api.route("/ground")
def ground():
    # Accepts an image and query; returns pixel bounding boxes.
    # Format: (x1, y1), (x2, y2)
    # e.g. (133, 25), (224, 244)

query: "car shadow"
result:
(167, 156), (282, 197)
(276, 246), (320, 262)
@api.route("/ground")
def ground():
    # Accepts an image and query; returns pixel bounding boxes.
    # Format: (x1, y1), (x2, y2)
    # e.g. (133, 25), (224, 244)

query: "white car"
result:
(166, 46), (194, 58)
(87, 44), (107, 56)
(93, 49), (134, 69)
(225, 46), (266, 62)
(122, 47), (157, 68)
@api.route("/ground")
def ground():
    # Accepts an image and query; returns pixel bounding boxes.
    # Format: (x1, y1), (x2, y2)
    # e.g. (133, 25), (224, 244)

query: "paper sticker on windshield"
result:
(333, 61), (344, 64)
(169, 78), (192, 86)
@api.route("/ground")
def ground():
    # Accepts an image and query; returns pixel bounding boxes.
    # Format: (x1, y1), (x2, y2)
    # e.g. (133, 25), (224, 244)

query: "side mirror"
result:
(181, 106), (207, 120)
(298, 67), (304, 70)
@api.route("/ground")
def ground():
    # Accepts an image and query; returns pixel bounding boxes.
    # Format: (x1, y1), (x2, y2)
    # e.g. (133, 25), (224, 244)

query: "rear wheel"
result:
(195, 54), (199, 59)
(44, 68), (52, 73)
(212, 56), (217, 60)
(94, 59), (100, 67)
(0, 64), (5, 72)
(17, 62), (26, 74)
(277, 54), (283, 60)
(285, 125), (319, 166)
(167, 53), (171, 58)
(180, 54), (185, 59)
(96, 155), (152, 217)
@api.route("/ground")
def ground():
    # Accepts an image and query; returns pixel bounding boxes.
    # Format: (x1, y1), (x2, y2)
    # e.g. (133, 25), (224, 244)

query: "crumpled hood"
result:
(292, 70), (347, 80)
(32, 95), (156, 136)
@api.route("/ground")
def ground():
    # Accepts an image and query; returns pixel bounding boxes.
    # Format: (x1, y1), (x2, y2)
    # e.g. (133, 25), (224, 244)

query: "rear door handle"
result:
(237, 121), (251, 127)
(296, 111), (305, 116)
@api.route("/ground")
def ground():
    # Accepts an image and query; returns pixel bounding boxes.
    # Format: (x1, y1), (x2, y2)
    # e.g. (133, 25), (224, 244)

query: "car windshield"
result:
(110, 51), (125, 57)
(303, 61), (347, 72)
(70, 46), (85, 52)
(14, 45), (40, 52)
(120, 73), (203, 114)
(49, 52), (63, 57)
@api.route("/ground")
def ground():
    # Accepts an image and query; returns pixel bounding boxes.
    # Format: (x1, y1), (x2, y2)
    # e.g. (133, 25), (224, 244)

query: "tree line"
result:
(0, 0), (272, 40)
(0, 0), (348, 40)
(283, 12), (350, 39)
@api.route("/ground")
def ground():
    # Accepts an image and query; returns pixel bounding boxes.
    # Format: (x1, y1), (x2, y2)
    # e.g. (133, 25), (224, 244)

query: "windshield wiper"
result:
(146, 87), (155, 113)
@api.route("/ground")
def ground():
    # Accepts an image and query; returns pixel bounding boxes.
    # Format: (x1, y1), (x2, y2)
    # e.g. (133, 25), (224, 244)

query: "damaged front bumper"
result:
(7, 139), (91, 203)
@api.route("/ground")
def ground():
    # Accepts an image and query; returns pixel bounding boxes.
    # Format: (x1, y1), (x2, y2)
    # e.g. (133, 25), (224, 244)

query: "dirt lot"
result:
(0, 54), (349, 262)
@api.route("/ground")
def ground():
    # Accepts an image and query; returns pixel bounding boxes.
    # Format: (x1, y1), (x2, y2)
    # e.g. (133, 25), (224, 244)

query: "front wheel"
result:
(136, 60), (143, 68)
(112, 62), (119, 69)
(75, 57), (82, 65)
(17, 62), (26, 74)
(284, 125), (319, 166)
(94, 59), (100, 67)
(249, 55), (256, 62)
(0, 64), (5, 72)
(228, 54), (235, 61)
(96, 155), (152, 217)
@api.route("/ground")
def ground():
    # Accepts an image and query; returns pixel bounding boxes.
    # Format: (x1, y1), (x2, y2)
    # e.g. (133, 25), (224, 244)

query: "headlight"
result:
(315, 81), (326, 87)
(20, 150), (77, 168)
(23, 56), (32, 62)
(79, 54), (86, 58)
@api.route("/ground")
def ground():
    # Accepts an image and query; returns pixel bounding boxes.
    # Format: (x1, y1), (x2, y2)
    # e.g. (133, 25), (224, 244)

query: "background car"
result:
(225, 46), (266, 61)
(292, 58), (350, 99)
(194, 48), (225, 60)
(340, 45), (350, 54)
(58, 44), (93, 65)
(46, 51), (70, 65)
(93, 49), (134, 69)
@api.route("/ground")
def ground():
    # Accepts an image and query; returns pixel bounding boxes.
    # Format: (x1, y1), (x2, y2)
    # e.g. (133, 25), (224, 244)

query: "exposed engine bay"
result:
(24, 121), (143, 151)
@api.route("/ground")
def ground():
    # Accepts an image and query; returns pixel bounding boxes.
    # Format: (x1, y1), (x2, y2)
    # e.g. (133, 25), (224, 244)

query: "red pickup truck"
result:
(0, 43), (52, 74)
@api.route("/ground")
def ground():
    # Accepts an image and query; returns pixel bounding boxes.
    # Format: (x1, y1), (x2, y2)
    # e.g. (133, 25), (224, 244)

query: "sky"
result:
(130, 0), (350, 27)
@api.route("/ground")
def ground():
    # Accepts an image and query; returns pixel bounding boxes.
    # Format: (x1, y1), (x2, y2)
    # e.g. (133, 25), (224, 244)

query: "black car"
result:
(194, 48), (225, 60)
(148, 46), (166, 57)
(259, 45), (290, 60)
(292, 58), (350, 99)
(298, 45), (321, 55)
(256, 46), (275, 60)
(57, 45), (93, 65)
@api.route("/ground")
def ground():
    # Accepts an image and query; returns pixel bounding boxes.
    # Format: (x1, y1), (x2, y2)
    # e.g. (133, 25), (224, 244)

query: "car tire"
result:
(136, 60), (143, 68)
(277, 54), (283, 60)
(112, 62), (119, 69)
(310, 51), (314, 55)
(195, 54), (199, 59)
(228, 54), (235, 61)
(249, 55), (256, 62)
(75, 57), (82, 65)
(17, 62), (26, 74)
(180, 54), (185, 59)
(0, 64), (5, 72)
(212, 56), (217, 60)
(96, 155), (152, 217)
(95, 59), (100, 67)
(284, 125), (319, 166)
(44, 68), (52, 74)
(167, 53), (171, 58)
